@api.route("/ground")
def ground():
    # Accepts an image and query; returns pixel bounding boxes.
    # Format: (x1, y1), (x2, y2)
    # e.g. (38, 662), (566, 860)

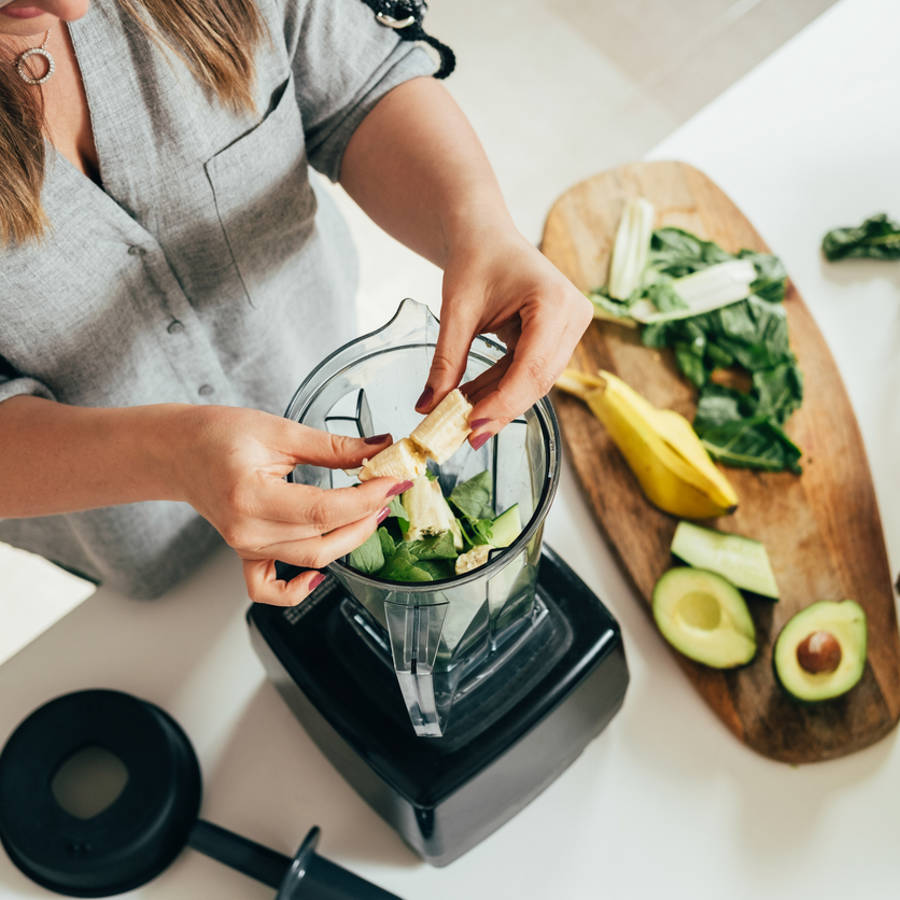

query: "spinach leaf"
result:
(378, 546), (433, 582)
(408, 531), (458, 560)
(694, 383), (754, 425)
(697, 417), (802, 474)
(694, 385), (802, 473)
(449, 470), (493, 520)
(752, 361), (803, 425)
(649, 227), (732, 276)
(822, 213), (900, 261)
(739, 249), (788, 303)
(588, 291), (635, 321)
(347, 530), (384, 575)
(674, 343), (707, 388)
(388, 495), (409, 534)
(644, 278), (687, 313)
(377, 526), (396, 559)
(415, 559), (455, 580)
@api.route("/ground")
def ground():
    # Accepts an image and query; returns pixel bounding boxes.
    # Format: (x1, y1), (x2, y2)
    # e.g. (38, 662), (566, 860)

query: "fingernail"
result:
(376, 506), (391, 524)
(364, 432), (391, 445)
(470, 431), (493, 451)
(415, 386), (433, 411)
(469, 417), (492, 429)
(386, 479), (414, 498)
(308, 571), (326, 592)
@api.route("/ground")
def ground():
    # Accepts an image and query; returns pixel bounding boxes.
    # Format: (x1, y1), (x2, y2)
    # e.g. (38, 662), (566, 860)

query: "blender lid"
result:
(0, 689), (403, 899)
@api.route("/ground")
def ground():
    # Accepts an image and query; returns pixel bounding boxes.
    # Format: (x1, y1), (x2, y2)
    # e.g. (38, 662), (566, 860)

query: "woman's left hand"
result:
(416, 226), (593, 446)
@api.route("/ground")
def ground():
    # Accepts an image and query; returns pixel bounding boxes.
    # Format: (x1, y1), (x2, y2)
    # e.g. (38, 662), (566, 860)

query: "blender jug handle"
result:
(384, 596), (449, 738)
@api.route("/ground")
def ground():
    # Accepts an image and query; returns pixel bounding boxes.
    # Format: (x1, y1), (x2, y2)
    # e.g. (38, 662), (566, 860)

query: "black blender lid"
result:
(0, 689), (200, 897)
(0, 689), (402, 899)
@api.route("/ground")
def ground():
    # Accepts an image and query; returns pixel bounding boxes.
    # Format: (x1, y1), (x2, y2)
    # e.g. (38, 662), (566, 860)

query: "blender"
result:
(248, 299), (628, 865)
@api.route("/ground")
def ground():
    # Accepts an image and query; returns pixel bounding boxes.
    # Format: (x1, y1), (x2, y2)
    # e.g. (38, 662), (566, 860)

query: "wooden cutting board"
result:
(541, 161), (900, 764)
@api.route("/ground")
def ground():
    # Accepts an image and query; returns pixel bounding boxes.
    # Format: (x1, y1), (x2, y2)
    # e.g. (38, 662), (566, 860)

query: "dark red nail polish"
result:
(386, 480), (414, 498)
(308, 571), (326, 592)
(470, 431), (493, 451)
(376, 506), (390, 524)
(364, 432), (391, 445)
(469, 417), (492, 429)
(415, 386), (433, 411)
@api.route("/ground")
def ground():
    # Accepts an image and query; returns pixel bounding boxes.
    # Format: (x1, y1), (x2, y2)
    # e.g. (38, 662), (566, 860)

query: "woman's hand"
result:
(169, 406), (409, 606)
(416, 226), (593, 445)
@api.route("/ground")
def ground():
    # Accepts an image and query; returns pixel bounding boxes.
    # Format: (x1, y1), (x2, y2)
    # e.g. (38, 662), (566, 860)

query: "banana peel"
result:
(556, 368), (738, 519)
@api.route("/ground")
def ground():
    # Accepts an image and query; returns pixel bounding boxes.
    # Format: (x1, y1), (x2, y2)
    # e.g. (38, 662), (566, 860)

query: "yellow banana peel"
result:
(556, 368), (738, 519)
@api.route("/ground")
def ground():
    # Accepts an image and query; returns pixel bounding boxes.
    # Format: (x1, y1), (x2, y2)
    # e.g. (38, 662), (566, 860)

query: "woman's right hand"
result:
(168, 405), (409, 606)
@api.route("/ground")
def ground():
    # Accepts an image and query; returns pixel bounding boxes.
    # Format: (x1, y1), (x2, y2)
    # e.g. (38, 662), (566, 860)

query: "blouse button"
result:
(198, 384), (215, 397)
(127, 245), (146, 256)
(167, 319), (184, 334)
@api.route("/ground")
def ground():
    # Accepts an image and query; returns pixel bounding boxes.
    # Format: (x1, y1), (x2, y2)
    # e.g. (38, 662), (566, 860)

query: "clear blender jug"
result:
(285, 299), (561, 738)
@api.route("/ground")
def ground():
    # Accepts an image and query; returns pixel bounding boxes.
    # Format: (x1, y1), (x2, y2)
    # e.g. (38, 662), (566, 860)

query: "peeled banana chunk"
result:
(359, 388), (474, 481)
(359, 438), (427, 482)
(409, 389), (473, 464)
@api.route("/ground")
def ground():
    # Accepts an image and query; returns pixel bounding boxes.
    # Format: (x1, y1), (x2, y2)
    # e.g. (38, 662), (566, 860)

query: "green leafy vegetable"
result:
(693, 385), (802, 473)
(822, 213), (900, 261)
(751, 361), (803, 425)
(591, 215), (803, 472)
(415, 559), (456, 580)
(408, 531), (459, 560)
(347, 530), (384, 575)
(449, 471), (493, 520)
(344, 470), (523, 583)
(377, 526), (396, 559)
(378, 546), (433, 582)
(388, 495), (409, 533)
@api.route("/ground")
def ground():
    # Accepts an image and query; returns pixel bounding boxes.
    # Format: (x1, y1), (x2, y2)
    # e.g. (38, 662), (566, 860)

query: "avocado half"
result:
(652, 567), (756, 668)
(773, 600), (867, 702)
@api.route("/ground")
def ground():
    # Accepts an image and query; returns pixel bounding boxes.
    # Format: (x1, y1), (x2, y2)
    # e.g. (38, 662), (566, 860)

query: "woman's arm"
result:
(0, 395), (404, 604)
(339, 76), (593, 442)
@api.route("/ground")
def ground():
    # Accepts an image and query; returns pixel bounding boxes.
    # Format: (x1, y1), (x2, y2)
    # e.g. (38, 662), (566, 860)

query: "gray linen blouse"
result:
(0, 0), (434, 597)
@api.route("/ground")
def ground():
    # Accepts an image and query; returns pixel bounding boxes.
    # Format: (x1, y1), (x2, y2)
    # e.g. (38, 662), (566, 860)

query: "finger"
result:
(467, 309), (578, 435)
(417, 296), (482, 413)
(253, 506), (390, 571)
(460, 355), (513, 407)
(250, 476), (411, 531)
(284, 424), (393, 468)
(242, 559), (326, 607)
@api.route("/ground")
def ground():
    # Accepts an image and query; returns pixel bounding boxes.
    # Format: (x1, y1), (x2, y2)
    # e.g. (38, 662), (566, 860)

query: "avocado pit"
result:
(796, 629), (842, 674)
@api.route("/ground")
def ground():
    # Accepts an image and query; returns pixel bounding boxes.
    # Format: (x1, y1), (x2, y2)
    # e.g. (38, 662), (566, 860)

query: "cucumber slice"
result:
(490, 504), (522, 548)
(670, 521), (779, 599)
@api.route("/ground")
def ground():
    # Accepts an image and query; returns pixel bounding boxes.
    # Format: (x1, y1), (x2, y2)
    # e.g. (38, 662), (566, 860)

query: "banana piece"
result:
(402, 476), (464, 549)
(359, 437), (427, 482)
(359, 388), (473, 481)
(409, 388), (473, 464)
(556, 367), (738, 519)
(455, 544), (491, 575)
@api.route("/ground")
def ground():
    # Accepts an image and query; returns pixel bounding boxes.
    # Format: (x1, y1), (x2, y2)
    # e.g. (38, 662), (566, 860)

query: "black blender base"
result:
(247, 546), (629, 867)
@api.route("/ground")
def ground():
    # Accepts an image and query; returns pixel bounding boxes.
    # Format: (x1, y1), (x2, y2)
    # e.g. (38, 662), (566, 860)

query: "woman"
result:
(0, 0), (592, 605)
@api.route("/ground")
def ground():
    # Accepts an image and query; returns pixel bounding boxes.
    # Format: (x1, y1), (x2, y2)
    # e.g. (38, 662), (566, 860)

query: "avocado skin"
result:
(772, 600), (867, 703)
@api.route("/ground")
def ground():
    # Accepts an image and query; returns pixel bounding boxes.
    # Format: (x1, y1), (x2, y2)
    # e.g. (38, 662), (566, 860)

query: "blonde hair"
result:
(1, 0), (265, 245)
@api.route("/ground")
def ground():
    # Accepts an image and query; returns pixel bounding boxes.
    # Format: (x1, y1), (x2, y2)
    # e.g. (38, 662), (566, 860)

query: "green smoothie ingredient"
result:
(652, 567), (757, 668)
(589, 202), (804, 473)
(346, 470), (522, 582)
(822, 213), (900, 261)
(773, 600), (867, 702)
(670, 521), (779, 599)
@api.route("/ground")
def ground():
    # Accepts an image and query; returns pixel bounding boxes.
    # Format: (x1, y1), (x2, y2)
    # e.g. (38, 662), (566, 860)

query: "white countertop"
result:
(2, 0), (899, 897)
